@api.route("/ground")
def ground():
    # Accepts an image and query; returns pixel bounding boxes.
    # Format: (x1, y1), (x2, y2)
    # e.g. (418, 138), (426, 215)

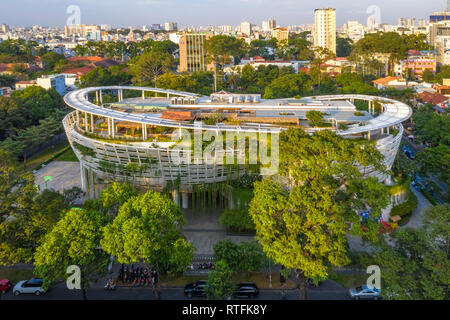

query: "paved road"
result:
(401, 186), (432, 229)
(1, 280), (349, 301)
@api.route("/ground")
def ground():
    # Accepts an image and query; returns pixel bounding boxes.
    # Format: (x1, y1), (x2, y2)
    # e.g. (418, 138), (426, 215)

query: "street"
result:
(1, 279), (350, 301)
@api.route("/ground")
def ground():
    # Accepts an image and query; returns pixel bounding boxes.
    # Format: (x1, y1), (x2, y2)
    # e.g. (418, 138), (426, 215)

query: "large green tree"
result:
(249, 128), (390, 300)
(129, 50), (174, 87)
(373, 205), (450, 300)
(101, 190), (194, 299)
(34, 209), (109, 300)
(205, 260), (236, 300)
(205, 35), (247, 92)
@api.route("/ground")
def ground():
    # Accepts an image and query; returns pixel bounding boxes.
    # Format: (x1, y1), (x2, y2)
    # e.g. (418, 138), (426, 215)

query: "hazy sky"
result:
(0, 0), (448, 28)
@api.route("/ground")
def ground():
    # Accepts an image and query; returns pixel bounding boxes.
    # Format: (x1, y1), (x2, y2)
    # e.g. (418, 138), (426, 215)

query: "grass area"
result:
(55, 147), (79, 162)
(0, 268), (35, 283)
(159, 272), (296, 290)
(23, 140), (70, 171)
(329, 272), (367, 289)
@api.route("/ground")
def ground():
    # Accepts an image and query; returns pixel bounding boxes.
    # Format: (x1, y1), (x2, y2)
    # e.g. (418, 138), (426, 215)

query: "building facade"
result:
(178, 33), (214, 73)
(314, 8), (337, 55)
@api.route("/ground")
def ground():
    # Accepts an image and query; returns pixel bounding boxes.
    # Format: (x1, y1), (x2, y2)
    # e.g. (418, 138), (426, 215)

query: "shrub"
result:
(219, 208), (255, 233)
(306, 110), (324, 127)
(391, 189), (418, 217)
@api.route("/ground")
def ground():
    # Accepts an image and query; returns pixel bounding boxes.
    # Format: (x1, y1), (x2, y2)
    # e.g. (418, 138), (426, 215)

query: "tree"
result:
(129, 50), (174, 87)
(263, 72), (311, 99)
(205, 35), (247, 92)
(336, 37), (353, 57)
(422, 69), (435, 83)
(0, 188), (69, 266)
(306, 110), (324, 127)
(311, 47), (335, 89)
(417, 144), (450, 186)
(248, 128), (390, 300)
(99, 182), (137, 218)
(205, 260), (236, 300)
(0, 96), (31, 140)
(101, 190), (193, 299)
(34, 209), (109, 300)
(372, 205), (450, 300)
(0, 74), (16, 88)
(41, 51), (66, 71)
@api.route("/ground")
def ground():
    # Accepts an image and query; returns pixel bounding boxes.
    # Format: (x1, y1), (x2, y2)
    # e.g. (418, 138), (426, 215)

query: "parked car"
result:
(349, 285), (381, 300)
(13, 278), (46, 296)
(234, 283), (259, 299)
(0, 279), (12, 294)
(184, 280), (207, 298)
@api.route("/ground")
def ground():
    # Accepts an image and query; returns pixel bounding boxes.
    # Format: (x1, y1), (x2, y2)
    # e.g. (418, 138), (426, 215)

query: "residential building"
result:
(165, 22), (178, 32)
(272, 28), (289, 44)
(228, 56), (301, 74)
(15, 80), (37, 90)
(178, 33), (214, 73)
(240, 22), (252, 36)
(313, 8), (337, 55)
(0, 87), (11, 97)
(343, 20), (365, 43)
(372, 76), (418, 90)
(395, 50), (437, 79)
(36, 74), (66, 96)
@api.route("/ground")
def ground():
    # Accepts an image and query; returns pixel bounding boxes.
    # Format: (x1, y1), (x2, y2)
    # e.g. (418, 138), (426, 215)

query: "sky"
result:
(0, 0), (448, 28)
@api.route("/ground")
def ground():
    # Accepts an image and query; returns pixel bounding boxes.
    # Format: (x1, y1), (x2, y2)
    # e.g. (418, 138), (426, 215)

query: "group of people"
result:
(118, 265), (158, 286)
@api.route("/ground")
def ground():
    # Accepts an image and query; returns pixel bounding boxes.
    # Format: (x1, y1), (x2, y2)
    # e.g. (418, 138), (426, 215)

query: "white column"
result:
(99, 90), (103, 105)
(182, 192), (189, 209)
(111, 119), (115, 138)
(96, 91), (99, 104)
(107, 118), (111, 136)
(142, 90), (145, 100)
(84, 112), (88, 131)
(91, 113), (94, 133)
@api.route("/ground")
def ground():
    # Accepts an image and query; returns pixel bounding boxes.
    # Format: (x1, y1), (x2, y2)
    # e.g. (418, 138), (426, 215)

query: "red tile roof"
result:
(373, 76), (404, 85)
(61, 66), (95, 76)
(417, 91), (448, 105)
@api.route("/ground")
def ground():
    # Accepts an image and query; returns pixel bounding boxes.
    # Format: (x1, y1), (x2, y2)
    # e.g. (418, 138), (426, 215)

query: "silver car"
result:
(13, 278), (46, 296)
(349, 285), (381, 300)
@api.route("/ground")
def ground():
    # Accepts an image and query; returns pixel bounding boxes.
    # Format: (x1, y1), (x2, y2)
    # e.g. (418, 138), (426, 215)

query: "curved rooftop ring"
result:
(63, 86), (412, 199)
(64, 86), (412, 135)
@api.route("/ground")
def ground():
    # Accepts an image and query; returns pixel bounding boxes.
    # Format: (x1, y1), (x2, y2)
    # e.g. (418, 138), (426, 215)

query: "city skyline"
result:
(0, 0), (448, 28)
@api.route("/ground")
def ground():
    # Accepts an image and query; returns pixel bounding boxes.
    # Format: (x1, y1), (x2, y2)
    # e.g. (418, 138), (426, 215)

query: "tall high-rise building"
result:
(240, 21), (252, 36)
(313, 8), (336, 55)
(407, 18), (416, 28)
(418, 19), (428, 28)
(268, 18), (277, 29)
(398, 18), (407, 27)
(178, 33), (214, 73)
(1, 24), (9, 33)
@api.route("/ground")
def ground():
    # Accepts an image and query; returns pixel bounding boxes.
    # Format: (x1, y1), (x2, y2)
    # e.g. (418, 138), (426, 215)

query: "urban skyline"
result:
(0, 0), (449, 28)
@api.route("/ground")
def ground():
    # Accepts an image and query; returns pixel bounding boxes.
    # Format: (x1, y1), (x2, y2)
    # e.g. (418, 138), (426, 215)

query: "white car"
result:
(349, 285), (381, 300)
(13, 278), (46, 296)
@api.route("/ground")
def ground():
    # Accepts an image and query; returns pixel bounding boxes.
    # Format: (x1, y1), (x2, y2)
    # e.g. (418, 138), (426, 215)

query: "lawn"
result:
(0, 268), (35, 283)
(329, 272), (368, 289)
(55, 147), (79, 162)
(23, 140), (70, 171)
